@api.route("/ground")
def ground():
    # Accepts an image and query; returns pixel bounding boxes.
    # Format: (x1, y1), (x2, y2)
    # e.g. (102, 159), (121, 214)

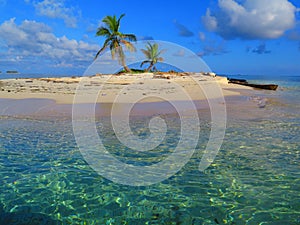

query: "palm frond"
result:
(96, 27), (111, 37)
(157, 57), (164, 62)
(141, 49), (152, 59)
(94, 38), (112, 60)
(102, 15), (118, 33)
(121, 33), (137, 42)
(109, 40), (120, 59)
(117, 14), (126, 31)
(120, 40), (136, 52)
(140, 60), (151, 67)
(152, 43), (158, 51)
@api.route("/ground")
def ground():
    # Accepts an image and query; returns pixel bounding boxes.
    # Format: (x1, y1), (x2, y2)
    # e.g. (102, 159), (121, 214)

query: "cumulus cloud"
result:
(174, 20), (194, 37)
(202, 0), (298, 40)
(30, 0), (80, 28)
(0, 18), (99, 71)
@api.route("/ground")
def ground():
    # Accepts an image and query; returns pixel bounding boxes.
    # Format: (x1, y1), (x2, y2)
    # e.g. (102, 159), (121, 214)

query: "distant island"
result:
(6, 70), (19, 74)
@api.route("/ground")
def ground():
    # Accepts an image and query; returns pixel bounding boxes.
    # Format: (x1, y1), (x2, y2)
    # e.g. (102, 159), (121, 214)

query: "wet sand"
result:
(0, 96), (268, 121)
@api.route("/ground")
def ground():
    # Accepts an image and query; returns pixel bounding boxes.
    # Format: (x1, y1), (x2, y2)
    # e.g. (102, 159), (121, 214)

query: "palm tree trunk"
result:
(123, 64), (132, 73)
(119, 46), (131, 73)
(146, 62), (154, 72)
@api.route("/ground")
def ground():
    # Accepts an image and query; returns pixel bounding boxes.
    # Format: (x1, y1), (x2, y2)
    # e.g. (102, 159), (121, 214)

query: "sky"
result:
(0, 0), (300, 76)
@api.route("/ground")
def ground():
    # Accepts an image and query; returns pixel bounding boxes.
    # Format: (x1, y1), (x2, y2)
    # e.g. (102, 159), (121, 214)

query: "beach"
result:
(0, 72), (264, 120)
(0, 73), (253, 104)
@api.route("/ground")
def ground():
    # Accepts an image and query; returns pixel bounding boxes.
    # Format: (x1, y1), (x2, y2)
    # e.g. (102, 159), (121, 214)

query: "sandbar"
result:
(0, 73), (253, 104)
(0, 73), (267, 119)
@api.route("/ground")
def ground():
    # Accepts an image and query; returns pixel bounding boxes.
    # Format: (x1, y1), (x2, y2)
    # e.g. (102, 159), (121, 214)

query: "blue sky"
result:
(0, 0), (299, 76)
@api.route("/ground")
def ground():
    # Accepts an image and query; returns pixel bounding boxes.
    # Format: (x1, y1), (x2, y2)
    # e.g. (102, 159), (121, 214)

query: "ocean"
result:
(0, 75), (299, 224)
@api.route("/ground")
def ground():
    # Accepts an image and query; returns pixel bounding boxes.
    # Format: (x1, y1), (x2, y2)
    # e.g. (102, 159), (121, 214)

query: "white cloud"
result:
(0, 18), (99, 70)
(202, 0), (297, 39)
(31, 0), (80, 28)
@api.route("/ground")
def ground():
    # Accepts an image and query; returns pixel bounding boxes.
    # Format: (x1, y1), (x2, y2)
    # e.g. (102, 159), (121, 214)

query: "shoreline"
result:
(0, 95), (267, 121)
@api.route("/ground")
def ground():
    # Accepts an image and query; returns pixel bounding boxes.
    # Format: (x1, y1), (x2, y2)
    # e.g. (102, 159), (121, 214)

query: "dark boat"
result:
(241, 83), (278, 90)
(228, 78), (278, 91)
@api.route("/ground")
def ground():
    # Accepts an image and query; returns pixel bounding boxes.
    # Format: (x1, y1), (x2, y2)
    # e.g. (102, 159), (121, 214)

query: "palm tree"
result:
(95, 14), (137, 73)
(140, 42), (164, 72)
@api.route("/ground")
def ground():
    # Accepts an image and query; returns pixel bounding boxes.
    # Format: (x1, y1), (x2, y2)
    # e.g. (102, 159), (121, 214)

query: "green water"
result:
(0, 107), (299, 224)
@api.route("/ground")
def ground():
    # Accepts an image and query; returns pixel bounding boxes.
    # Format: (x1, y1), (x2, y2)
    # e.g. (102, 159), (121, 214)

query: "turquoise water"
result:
(0, 76), (299, 224)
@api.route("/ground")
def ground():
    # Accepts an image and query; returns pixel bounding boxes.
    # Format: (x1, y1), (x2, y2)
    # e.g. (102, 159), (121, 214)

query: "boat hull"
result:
(228, 78), (278, 90)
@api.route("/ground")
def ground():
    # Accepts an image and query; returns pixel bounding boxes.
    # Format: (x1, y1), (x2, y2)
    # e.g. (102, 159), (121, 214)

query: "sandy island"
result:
(0, 72), (268, 119)
(0, 72), (253, 104)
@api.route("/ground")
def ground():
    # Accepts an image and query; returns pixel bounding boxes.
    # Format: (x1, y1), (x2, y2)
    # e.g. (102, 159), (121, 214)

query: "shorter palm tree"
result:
(140, 42), (165, 72)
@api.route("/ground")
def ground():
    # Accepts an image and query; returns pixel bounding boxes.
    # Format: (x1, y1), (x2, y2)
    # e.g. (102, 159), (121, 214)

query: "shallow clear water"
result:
(0, 76), (299, 224)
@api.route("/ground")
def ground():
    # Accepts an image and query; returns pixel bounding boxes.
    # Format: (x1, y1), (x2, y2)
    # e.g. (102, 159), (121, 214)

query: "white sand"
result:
(0, 73), (253, 104)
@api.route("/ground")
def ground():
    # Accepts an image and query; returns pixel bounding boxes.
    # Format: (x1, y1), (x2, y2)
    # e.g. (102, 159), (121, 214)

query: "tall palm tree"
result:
(140, 42), (164, 72)
(95, 14), (137, 73)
